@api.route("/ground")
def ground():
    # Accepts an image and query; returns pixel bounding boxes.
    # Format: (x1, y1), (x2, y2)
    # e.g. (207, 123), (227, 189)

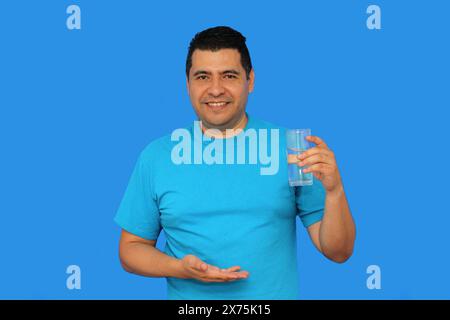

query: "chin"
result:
(196, 103), (244, 129)
(200, 110), (231, 125)
(203, 116), (231, 128)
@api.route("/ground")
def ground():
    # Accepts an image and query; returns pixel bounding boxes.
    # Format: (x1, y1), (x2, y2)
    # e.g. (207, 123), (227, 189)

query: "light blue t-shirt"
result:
(114, 114), (326, 299)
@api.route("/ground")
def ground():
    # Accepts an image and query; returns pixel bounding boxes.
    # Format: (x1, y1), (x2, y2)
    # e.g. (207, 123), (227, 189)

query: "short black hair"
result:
(186, 26), (253, 80)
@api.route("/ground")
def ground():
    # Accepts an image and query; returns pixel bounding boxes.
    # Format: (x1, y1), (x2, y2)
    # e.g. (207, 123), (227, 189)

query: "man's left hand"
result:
(295, 135), (342, 194)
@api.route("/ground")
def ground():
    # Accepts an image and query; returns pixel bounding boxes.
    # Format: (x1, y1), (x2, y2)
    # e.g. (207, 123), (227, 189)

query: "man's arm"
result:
(307, 185), (356, 263)
(118, 229), (249, 282)
(119, 229), (186, 278)
(291, 134), (356, 263)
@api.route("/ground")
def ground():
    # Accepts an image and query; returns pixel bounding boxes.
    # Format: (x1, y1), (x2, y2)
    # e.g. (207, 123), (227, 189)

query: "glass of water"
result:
(286, 128), (313, 186)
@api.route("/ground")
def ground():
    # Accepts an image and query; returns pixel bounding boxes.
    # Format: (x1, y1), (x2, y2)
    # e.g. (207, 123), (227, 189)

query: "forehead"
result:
(191, 49), (243, 72)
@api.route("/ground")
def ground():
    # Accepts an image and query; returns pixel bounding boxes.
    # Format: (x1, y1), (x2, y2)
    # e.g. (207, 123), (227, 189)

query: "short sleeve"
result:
(114, 153), (161, 240)
(296, 177), (326, 228)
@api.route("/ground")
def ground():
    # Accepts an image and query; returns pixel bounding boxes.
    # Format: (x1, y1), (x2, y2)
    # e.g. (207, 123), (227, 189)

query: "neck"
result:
(201, 112), (248, 139)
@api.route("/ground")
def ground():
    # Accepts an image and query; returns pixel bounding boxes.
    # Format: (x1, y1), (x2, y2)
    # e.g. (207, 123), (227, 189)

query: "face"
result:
(187, 48), (255, 131)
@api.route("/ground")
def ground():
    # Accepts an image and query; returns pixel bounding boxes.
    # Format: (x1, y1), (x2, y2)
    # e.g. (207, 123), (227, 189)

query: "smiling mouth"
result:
(204, 101), (231, 109)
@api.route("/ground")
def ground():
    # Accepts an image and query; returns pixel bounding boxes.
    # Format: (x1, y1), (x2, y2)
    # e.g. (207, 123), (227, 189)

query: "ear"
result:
(186, 77), (190, 96)
(248, 69), (255, 93)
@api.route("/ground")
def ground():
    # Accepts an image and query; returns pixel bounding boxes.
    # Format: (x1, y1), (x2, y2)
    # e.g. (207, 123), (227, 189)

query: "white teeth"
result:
(207, 102), (227, 107)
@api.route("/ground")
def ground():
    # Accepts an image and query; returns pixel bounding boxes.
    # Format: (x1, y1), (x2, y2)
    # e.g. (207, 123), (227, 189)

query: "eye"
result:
(224, 74), (237, 79)
(196, 75), (208, 80)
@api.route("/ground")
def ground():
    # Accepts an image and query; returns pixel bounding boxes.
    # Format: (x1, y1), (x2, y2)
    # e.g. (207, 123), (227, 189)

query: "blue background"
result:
(0, 0), (449, 299)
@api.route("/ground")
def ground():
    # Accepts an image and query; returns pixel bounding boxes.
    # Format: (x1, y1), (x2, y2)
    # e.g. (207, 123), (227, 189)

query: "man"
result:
(114, 26), (356, 299)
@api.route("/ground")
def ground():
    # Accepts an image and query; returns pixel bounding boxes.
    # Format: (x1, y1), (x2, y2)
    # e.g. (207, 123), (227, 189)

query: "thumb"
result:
(191, 256), (208, 272)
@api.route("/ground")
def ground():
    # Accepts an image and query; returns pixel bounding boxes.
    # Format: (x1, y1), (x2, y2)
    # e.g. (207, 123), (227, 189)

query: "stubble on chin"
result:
(200, 109), (246, 132)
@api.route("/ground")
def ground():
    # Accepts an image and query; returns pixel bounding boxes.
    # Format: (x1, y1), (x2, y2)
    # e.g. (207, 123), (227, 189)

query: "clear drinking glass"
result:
(286, 128), (313, 186)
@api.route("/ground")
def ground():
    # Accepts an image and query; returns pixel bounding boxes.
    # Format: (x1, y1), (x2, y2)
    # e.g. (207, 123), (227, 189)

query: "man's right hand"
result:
(180, 254), (249, 283)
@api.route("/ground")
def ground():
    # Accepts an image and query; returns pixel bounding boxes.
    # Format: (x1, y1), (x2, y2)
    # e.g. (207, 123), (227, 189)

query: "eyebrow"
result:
(192, 69), (241, 77)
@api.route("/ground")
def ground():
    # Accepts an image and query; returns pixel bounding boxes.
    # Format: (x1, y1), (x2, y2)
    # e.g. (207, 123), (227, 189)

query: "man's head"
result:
(186, 26), (255, 131)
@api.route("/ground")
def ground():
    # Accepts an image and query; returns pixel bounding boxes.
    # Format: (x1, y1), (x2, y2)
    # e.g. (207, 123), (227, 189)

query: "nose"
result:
(207, 76), (226, 97)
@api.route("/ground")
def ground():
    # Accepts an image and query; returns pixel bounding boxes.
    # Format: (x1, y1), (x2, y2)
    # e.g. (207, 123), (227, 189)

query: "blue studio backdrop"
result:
(0, 0), (449, 299)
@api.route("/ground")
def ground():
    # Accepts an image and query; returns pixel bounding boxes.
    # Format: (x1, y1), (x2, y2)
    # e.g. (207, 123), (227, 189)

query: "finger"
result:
(313, 172), (322, 180)
(297, 147), (333, 161)
(290, 149), (332, 164)
(202, 276), (242, 283)
(214, 274), (247, 282)
(297, 153), (334, 167)
(235, 271), (249, 278)
(209, 267), (239, 278)
(287, 153), (300, 164)
(214, 265), (243, 275)
(302, 163), (333, 174)
(222, 266), (241, 273)
(305, 135), (329, 149)
(209, 269), (249, 280)
(204, 265), (234, 276)
(202, 273), (238, 282)
(200, 278), (230, 283)
(228, 271), (249, 279)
